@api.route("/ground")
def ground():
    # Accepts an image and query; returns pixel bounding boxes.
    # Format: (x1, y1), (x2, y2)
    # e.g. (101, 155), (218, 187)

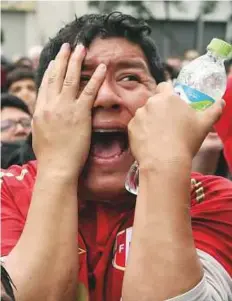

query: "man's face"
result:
(8, 79), (36, 113)
(79, 37), (157, 201)
(1, 107), (31, 142)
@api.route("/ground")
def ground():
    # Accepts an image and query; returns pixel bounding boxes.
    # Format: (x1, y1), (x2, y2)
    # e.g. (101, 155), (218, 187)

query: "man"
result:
(6, 67), (37, 113)
(182, 49), (200, 67)
(27, 45), (43, 70)
(1, 93), (32, 169)
(2, 133), (35, 169)
(1, 13), (232, 301)
(1, 94), (31, 143)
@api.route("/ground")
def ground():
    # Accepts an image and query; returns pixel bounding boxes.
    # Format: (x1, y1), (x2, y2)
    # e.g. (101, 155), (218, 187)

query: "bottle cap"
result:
(207, 38), (232, 58)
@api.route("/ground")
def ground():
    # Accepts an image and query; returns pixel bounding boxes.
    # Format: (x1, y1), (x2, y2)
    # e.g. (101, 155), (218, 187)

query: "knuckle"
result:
(32, 113), (40, 123)
(89, 76), (99, 87)
(134, 107), (143, 118)
(63, 76), (75, 87)
(83, 85), (95, 97)
(146, 97), (155, 108)
(128, 119), (133, 133)
(48, 75), (56, 85)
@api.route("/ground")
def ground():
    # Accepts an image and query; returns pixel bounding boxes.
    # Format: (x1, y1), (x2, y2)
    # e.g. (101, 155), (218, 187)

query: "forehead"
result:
(1, 107), (29, 120)
(84, 37), (149, 69)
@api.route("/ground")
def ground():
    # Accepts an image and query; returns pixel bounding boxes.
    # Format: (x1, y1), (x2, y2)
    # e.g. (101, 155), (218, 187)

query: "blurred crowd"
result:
(1, 40), (232, 178)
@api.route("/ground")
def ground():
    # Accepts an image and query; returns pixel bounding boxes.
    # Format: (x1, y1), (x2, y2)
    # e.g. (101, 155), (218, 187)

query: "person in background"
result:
(163, 62), (179, 83)
(182, 49), (200, 67)
(166, 56), (182, 72)
(1, 94), (31, 143)
(28, 45), (43, 70)
(1, 94), (32, 169)
(13, 57), (33, 70)
(6, 67), (37, 113)
(2, 133), (35, 169)
(191, 128), (229, 177)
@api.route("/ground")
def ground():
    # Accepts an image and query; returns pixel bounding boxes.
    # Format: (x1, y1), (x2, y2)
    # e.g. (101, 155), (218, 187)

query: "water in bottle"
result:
(125, 38), (232, 195)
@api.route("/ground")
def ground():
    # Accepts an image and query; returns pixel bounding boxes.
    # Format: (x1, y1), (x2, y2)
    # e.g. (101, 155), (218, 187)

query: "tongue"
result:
(91, 139), (123, 158)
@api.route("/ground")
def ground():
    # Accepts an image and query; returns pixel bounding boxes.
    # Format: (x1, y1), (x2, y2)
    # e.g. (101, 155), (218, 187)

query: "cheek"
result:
(1, 131), (12, 141)
(121, 89), (152, 115)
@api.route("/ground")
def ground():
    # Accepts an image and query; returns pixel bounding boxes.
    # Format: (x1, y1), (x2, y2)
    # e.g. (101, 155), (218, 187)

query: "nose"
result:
(93, 79), (121, 110)
(14, 123), (28, 136)
(19, 88), (30, 101)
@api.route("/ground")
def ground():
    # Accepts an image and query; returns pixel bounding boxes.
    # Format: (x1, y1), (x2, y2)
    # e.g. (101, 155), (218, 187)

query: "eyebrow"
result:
(82, 58), (149, 72)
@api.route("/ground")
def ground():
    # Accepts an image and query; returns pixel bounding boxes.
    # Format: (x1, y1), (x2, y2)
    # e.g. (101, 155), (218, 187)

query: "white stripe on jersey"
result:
(167, 249), (232, 301)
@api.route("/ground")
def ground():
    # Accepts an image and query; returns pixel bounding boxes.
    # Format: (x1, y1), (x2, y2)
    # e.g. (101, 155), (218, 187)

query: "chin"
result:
(78, 169), (133, 203)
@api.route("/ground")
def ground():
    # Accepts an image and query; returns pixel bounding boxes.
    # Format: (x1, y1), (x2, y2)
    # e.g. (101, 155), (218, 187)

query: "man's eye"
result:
(12, 87), (21, 93)
(28, 85), (36, 92)
(121, 75), (139, 82)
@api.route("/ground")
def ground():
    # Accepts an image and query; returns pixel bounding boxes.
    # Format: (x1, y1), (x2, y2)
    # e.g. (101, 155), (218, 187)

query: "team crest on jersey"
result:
(112, 227), (132, 271)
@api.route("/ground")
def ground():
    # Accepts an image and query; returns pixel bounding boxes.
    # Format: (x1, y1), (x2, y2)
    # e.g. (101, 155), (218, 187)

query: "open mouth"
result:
(90, 129), (129, 159)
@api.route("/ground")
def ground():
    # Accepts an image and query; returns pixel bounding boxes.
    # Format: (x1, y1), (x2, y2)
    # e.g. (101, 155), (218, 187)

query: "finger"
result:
(199, 98), (225, 128)
(35, 60), (54, 112)
(47, 43), (71, 95)
(78, 64), (107, 109)
(60, 44), (86, 100)
(155, 82), (174, 95)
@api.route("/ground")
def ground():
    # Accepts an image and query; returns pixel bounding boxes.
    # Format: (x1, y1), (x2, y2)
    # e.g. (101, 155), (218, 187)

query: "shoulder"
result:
(1, 161), (37, 256)
(190, 172), (232, 206)
(190, 173), (232, 276)
(1, 160), (37, 186)
(1, 161), (37, 212)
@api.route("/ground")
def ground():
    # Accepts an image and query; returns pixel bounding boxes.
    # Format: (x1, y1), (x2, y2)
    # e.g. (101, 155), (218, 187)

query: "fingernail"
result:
(75, 44), (84, 53)
(99, 64), (106, 71)
(61, 43), (69, 51)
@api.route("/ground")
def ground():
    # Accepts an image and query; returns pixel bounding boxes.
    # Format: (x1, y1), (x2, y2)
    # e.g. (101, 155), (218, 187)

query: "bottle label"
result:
(174, 83), (215, 111)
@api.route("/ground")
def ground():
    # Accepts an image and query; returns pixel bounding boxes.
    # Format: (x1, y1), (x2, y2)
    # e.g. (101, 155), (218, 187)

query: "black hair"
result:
(37, 12), (165, 88)
(1, 265), (16, 301)
(14, 57), (33, 70)
(1, 93), (31, 115)
(6, 67), (35, 90)
(162, 62), (179, 80)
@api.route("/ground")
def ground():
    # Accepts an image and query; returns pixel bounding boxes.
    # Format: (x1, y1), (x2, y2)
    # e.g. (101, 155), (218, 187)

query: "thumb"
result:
(155, 82), (174, 95)
(200, 98), (225, 128)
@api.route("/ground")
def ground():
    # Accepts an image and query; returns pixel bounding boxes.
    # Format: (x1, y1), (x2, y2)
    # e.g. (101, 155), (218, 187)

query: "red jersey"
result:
(1, 161), (232, 301)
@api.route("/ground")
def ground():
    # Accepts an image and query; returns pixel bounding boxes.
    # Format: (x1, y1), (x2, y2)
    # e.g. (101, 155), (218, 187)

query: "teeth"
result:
(93, 129), (125, 133)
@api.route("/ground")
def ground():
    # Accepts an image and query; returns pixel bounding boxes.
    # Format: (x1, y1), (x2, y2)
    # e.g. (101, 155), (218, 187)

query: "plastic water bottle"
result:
(125, 38), (232, 195)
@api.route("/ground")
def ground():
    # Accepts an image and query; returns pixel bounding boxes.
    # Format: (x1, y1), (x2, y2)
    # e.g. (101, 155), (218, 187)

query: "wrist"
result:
(37, 160), (80, 185)
(139, 153), (192, 174)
